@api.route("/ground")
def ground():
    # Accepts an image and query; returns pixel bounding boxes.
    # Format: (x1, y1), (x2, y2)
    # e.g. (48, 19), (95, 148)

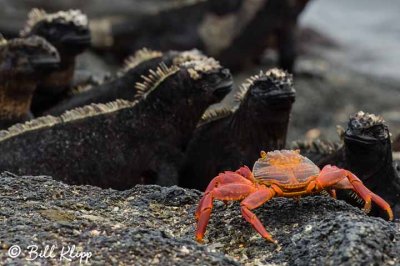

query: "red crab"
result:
(195, 150), (393, 243)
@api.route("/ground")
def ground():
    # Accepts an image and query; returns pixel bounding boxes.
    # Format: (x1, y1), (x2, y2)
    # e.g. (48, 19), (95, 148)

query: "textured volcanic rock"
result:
(0, 173), (399, 265)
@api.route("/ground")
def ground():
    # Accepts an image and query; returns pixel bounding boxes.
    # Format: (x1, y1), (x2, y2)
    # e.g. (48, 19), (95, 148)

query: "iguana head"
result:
(236, 68), (295, 116)
(344, 111), (392, 181)
(21, 9), (90, 55)
(135, 54), (232, 105)
(133, 56), (232, 139)
(345, 111), (388, 143)
(0, 35), (60, 78)
(0, 35), (60, 122)
(227, 68), (296, 151)
(180, 56), (233, 102)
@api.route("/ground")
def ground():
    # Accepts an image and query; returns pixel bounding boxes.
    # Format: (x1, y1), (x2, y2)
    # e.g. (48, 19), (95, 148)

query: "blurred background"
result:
(302, 0), (400, 81)
(0, 0), (398, 142)
(295, 0), (400, 141)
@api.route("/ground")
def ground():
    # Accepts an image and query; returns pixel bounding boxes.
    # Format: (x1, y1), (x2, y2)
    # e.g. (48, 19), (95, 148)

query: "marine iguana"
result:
(216, 0), (309, 72)
(179, 68), (295, 190)
(89, 0), (309, 72)
(341, 112), (400, 218)
(89, 0), (242, 55)
(44, 49), (208, 116)
(292, 134), (343, 167)
(295, 111), (400, 219)
(0, 35), (60, 129)
(0, 57), (232, 189)
(20, 9), (91, 115)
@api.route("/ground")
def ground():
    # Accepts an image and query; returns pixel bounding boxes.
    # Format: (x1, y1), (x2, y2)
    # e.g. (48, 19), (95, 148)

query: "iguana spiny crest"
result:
(0, 35), (59, 75)
(20, 8), (90, 55)
(21, 9), (88, 37)
(200, 68), (294, 125)
(0, 54), (230, 142)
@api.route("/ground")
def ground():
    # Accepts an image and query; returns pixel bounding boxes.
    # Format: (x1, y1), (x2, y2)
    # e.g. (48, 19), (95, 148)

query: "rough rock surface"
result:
(0, 173), (399, 265)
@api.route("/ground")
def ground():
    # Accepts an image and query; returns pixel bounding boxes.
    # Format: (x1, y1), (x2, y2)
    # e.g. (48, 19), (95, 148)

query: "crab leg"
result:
(235, 166), (256, 182)
(240, 187), (277, 243)
(195, 170), (253, 220)
(314, 165), (348, 188)
(342, 170), (393, 220)
(316, 165), (393, 220)
(326, 189), (337, 199)
(195, 183), (256, 242)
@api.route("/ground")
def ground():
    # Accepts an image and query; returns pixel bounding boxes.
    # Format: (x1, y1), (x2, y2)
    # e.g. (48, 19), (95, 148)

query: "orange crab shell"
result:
(253, 150), (320, 186)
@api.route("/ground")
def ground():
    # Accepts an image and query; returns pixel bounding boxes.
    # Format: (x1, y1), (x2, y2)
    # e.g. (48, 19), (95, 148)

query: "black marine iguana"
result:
(292, 135), (343, 167)
(20, 9), (91, 115)
(0, 34), (60, 129)
(216, 0), (309, 72)
(89, 0), (309, 72)
(89, 0), (243, 55)
(179, 68), (295, 190)
(295, 111), (400, 219)
(0, 57), (232, 189)
(44, 49), (209, 116)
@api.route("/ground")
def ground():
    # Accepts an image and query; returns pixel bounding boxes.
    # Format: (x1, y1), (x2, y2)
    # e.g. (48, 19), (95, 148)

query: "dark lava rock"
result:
(0, 173), (399, 265)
